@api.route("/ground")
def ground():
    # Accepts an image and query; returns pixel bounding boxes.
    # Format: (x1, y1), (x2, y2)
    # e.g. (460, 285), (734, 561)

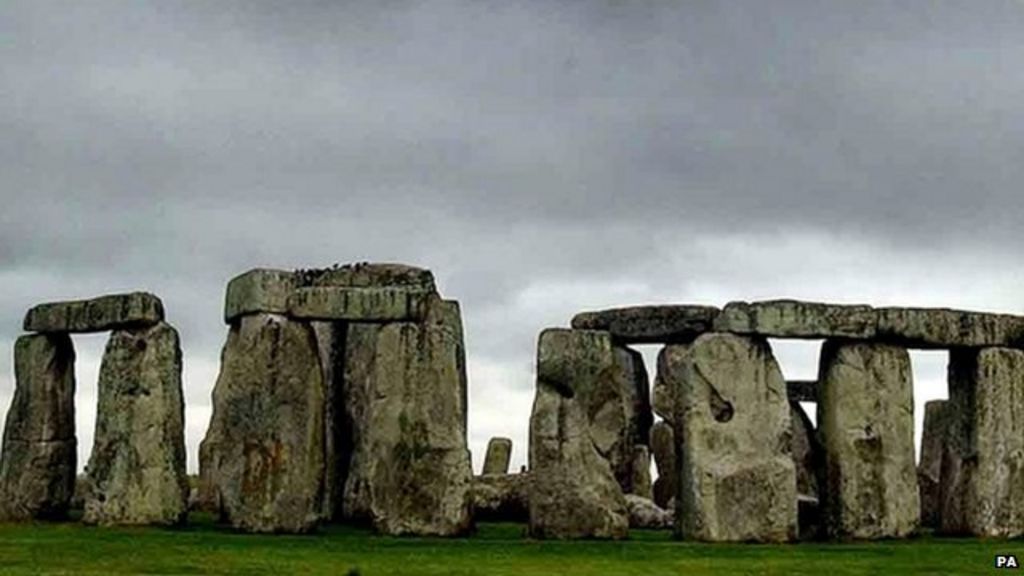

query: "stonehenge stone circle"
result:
(918, 400), (949, 529)
(817, 341), (919, 539)
(83, 322), (189, 526)
(941, 347), (1024, 538)
(482, 437), (513, 475)
(340, 296), (473, 536)
(0, 334), (76, 520)
(660, 333), (797, 543)
(9, 275), (1024, 544)
(528, 328), (629, 540)
(23, 292), (165, 334)
(199, 313), (326, 533)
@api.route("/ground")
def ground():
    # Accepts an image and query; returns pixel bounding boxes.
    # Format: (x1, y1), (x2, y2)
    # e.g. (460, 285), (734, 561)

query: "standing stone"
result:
(83, 322), (188, 526)
(482, 437), (513, 475)
(630, 445), (653, 500)
(0, 334), (76, 520)
(817, 340), (918, 539)
(918, 400), (949, 529)
(340, 297), (473, 536)
(662, 333), (796, 542)
(584, 345), (651, 494)
(941, 348), (1024, 538)
(650, 421), (676, 509)
(528, 329), (629, 540)
(790, 402), (819, 501)
(199, 314), (325, 533)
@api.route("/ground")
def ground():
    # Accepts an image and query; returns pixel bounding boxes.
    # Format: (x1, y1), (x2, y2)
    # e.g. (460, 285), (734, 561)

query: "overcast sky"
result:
(3, 1), (1024, 475)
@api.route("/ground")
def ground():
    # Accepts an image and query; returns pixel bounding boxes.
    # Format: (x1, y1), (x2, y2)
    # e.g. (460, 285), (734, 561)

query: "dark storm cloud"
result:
(3, 1), (1024, 470)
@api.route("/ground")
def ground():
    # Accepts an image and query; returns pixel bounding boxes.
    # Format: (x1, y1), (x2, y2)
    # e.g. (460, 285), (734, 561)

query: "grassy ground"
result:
(0, 514), (1020, 575)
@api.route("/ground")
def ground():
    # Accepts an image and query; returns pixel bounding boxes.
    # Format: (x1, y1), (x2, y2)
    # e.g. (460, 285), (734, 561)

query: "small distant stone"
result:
(24, 292), (164, 334)
(482, 438), (513, 475)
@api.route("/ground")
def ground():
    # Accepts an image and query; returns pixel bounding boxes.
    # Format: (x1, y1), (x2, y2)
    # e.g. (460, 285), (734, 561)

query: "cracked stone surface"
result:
(817, 340), (918, 539)
(661, 333), (797, 542)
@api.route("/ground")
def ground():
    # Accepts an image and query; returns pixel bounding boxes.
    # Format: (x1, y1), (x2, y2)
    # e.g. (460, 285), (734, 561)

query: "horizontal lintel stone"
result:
(714, 300), (876, 340)
(570, 305), (720, 344)
(287, 287), (430, 322)
(24, 292), (164, 333)
(224, 268), (297, 323)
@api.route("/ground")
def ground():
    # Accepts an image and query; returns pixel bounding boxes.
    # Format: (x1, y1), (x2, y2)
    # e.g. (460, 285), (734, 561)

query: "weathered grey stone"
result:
(715, 300), (876, 340)
(663, 333), (797, 542)
(302, 262), (437, 292)
(482, 437), (513, 475)
(0, 334), (76, 521)
(876, 308), (1024, 349)
(652, 366), (674, 425)
(630, 445), (653, 500)
(471, 472), (529, 523)
(528, 328), (629, 540)
(223, 268), (297, 323)
(940, 348), (1024, 537)
(340, 297), (473, 536)
(787, 380), (817, 402)
(624, 494), (672, 529)
(571, 305), (720, 344)
(199, 313), (325, 533)
(584, 345), (651, 494)
(650, 421), (676, 509)
(817, 340), (918, 539)
(918, 400), (949, 529)
(83, 322), (189, 526)
(791, 402), (819, 501)
(288, 287), (430, 322)
(24, 292), (164, 333)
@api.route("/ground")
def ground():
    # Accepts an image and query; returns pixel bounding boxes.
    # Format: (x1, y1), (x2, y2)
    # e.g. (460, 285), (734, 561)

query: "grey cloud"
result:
(3, 1), (1023, 469)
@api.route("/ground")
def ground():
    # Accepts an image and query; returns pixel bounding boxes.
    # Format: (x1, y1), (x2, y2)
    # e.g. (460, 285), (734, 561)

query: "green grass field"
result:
(0, 514), (1020, 575)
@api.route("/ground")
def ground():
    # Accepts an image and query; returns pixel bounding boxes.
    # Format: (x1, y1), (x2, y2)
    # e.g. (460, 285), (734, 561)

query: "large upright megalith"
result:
(340, 296), (473, 536)
(528, 328), (629, 539)
(83, 322), (189, 526)
(941, 348), (1024, 538)
(817, 340), (918, 539)
(661, 333), (796, 542)
(200, 313), (326, 533)
(585, 345), (651, 494)
(0, 334), (76, 520)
